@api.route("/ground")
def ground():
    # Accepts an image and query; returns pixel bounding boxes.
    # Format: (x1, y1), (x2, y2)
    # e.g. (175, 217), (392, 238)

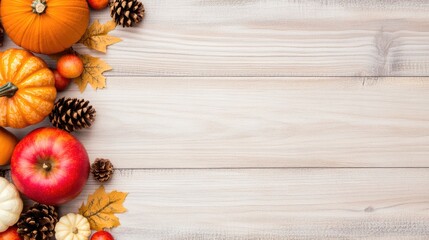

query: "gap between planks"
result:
(56, 168), (429, 239)
(54, 0), (429, 77)
(6, 0), (429, 77)
(10, 76), (429, 168)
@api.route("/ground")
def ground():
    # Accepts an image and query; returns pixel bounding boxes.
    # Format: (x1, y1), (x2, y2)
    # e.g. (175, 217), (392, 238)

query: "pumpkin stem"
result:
(72, 227), (79, 234)
(32, 0), (47, 14)
(0, 82), (18, 98)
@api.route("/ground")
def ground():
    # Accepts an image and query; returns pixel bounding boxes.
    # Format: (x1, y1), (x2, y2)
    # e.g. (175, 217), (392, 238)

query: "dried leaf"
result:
(74, 54), (112, 92)
(79, 20), (122, 53)
(79, 186), (128, 230)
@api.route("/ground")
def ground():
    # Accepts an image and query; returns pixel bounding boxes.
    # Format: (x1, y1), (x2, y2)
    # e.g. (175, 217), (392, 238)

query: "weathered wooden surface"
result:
(60, 169), (429, 239)
(14, 77), (429, 168)
(5, 0), (429, 239)
(8, 0), (428, 77)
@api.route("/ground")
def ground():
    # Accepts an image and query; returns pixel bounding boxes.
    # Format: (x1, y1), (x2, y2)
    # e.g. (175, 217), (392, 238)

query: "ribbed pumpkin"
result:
(0, 49), (56, 128)
(55, 213), (91, 240)
(0, 177), (23, 232)
(1, 0), (90, 54)
(0, 127), (18, 166)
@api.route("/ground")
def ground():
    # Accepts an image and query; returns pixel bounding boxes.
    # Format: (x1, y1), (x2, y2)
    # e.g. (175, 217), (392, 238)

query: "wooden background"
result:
(5, 0), (429, 239)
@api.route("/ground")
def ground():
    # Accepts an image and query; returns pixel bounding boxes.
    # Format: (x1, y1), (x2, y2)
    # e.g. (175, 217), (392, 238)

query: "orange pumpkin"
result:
(0, 49), (56, 128)
(0, 127), (18, 165)
(1, 0), (90, 54)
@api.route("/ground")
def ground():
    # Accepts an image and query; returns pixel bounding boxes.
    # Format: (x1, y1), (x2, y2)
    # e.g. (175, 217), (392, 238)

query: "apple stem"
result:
(0, 82), (18, 98)
(42, 162), (52, 171)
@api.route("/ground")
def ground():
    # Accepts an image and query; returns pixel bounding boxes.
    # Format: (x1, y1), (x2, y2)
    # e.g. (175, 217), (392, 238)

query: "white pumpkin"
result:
(0, 177), (23, 232)
(55, 213), (91, 240)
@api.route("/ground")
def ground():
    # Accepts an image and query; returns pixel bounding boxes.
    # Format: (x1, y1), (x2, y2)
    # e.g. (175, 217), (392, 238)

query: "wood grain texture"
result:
(4, 0), (429, 77)
(12, 77), (429, 168)
(57, 169), (429, 239)
(2, 1), (429, 238)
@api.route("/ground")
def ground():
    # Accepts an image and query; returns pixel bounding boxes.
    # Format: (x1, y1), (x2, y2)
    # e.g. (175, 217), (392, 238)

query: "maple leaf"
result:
(73, 54), (112, 92)
(79, 186), (128, 230)
(79, 20), (122, 53)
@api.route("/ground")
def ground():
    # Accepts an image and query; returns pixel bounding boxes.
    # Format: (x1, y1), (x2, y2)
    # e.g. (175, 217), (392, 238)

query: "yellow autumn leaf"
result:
(79, 20), (122, 53)
(73, 54), (112, 92)
(79, 186), (128, 231)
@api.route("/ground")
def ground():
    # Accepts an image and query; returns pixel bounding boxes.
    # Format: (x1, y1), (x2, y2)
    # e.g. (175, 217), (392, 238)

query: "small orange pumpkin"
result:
(1, 0), (90, 54)
(0, 49), (56, 128)
(0, 127), (18, 165)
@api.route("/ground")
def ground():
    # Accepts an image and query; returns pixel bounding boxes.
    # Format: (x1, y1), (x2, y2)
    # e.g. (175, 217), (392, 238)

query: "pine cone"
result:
(110, 0), (145, 27)
(91, 158), (114, 182)
(17, 203), (58, 240)
(49, 97), (96, 132)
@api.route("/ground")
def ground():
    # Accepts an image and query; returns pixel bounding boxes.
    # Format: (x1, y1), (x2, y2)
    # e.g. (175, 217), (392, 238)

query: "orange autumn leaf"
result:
(79, 20), (122, 53)
(73, 54), (112, 92)
(78, 186), (128, 230)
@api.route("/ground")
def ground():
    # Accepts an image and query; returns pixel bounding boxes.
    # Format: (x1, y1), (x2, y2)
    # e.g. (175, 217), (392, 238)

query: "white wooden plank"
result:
(9, 77), (429, 168)
(55, 168), (429, 239)
(3, 0), (429, 76)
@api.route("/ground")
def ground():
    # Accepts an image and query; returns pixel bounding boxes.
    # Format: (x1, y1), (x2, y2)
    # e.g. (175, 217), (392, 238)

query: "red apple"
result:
(11, 127), (90, 205)
(53, 69), (71, 92)
(87, 0), (109, 10)
(57, 54), (84, 78)
(0, 227), (20, 240)
(91, 231), (114, 240)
